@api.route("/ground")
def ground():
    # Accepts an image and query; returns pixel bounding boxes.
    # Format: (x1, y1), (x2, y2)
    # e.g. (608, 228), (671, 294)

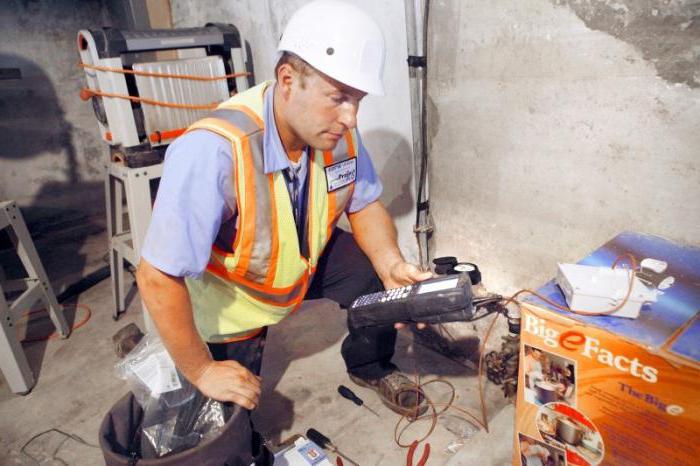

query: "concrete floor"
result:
(0, 216), (514, 465)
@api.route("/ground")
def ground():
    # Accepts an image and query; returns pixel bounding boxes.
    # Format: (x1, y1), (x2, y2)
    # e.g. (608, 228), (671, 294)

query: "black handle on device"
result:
(307, 428), (331, 449)
(338, 385), (363, 406)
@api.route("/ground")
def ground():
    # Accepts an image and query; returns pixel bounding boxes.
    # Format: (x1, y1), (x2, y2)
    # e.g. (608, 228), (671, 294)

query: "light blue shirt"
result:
(142, 83), (382, 278)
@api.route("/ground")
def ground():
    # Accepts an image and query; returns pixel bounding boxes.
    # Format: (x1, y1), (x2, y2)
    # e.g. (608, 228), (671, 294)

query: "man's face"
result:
(280, 65), (367, 151)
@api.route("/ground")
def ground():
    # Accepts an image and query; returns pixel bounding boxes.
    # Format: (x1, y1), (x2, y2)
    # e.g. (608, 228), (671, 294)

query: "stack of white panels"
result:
(133, 56), (229, 145)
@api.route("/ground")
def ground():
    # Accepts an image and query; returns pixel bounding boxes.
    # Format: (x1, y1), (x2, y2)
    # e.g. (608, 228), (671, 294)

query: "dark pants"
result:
(306, 228), (398, 379)
(206, 228), (398, 464)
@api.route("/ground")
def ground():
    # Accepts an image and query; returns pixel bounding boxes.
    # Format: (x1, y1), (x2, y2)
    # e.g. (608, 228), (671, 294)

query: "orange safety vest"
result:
(184, 81), (358, 342)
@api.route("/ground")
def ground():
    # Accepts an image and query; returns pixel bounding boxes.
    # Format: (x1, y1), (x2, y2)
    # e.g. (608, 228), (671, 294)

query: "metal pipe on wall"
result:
(403, 0), (433, 269)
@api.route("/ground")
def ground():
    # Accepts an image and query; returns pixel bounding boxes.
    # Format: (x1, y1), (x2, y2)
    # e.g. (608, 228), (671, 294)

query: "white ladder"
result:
(0, 201), (69, 394)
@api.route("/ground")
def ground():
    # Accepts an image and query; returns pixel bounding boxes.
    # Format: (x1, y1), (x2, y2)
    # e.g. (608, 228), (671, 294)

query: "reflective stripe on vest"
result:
(184, 81), (357, 342)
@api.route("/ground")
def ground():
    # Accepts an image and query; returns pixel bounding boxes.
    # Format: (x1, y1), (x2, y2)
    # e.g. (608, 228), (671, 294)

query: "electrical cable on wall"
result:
(415, 0), (432, 268)
(405, 0), (434, 269)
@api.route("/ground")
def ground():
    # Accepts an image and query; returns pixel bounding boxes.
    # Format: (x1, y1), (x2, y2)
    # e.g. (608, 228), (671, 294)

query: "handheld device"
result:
(348, 274), (475, 328)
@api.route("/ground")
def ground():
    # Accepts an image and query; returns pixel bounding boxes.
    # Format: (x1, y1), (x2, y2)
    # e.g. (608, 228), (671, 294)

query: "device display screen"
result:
(417, 277), (459, 294)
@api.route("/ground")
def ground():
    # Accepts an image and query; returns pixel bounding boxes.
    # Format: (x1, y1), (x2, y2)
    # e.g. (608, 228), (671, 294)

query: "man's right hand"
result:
(194, 360), (262, 409)
(135, 260), (262, 409)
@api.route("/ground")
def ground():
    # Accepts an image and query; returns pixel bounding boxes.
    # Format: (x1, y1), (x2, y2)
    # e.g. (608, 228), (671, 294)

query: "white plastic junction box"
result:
(555, 263), (660, 319)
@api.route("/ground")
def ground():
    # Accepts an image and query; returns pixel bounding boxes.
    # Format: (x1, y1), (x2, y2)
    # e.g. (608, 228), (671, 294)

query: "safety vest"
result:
(184, 81), (358, 343)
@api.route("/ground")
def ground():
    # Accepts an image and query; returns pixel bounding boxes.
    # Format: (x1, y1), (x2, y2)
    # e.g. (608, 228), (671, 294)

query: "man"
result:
(136, 0), (430, 462)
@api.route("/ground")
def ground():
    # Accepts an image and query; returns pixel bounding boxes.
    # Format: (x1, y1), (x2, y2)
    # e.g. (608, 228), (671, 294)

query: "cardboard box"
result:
(514, 232), (700, 466)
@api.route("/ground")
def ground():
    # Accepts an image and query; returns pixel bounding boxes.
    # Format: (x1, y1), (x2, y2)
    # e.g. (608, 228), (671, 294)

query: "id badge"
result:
(325, 158), (357, 192)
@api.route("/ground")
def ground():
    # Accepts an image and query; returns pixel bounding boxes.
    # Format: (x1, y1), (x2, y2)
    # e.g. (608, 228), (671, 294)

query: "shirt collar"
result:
(263, 82), (306, 174)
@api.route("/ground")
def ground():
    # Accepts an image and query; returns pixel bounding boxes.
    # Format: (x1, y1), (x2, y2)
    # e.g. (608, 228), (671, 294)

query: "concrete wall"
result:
(4, 0), (696, 292)
(429, 0), (700, 293)
(169, 0), (420, 261)
(0, 0), (113, 222)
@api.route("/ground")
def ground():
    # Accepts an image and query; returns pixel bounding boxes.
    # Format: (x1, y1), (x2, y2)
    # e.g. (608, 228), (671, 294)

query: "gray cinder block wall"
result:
(0, 0), (113, 221)
(428, 0), (699, 292)
(0, 1), (118, 289)
(1, 0), (697, 294)
(172, 0), (699, 291)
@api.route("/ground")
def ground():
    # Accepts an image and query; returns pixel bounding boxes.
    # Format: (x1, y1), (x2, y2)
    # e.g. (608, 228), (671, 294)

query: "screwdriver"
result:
(307, 428), (360, 466)
(337, 385), (380, 418)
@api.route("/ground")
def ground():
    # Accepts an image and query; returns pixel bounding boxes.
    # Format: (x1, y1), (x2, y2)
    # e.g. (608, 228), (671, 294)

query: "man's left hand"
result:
(383, 261), (432, 330)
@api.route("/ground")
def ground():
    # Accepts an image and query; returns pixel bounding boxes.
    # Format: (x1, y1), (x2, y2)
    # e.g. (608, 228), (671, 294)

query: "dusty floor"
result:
(0, 215), (514, 465)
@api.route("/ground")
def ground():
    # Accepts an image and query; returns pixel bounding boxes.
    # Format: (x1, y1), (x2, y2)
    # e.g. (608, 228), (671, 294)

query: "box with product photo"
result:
(513, 232), (700, 466)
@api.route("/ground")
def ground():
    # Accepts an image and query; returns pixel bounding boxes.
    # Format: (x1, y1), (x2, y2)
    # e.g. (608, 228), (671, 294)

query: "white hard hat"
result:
(277, 0), (385, 95)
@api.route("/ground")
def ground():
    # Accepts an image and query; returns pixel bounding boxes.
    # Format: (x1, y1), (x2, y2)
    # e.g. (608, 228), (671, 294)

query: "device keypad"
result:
(352, 285), (413, 307)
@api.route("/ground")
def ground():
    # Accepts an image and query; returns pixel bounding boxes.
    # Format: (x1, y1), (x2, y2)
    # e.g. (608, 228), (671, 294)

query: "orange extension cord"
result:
(18, 304), (92, 343)
(79, 87), (220, 110)
(80, 63), (250, 81)
(78, 62), (251, 110)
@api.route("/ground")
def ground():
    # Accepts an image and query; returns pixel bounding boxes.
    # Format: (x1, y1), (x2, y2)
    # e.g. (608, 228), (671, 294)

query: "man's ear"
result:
(276, 63), (295, 97)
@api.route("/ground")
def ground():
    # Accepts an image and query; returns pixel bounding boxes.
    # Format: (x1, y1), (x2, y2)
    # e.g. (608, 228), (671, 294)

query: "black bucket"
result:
(99, 393), (271, 466)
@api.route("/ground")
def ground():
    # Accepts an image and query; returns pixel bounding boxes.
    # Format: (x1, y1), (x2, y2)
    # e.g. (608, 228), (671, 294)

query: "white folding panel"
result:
(133, 56), (230, 144)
